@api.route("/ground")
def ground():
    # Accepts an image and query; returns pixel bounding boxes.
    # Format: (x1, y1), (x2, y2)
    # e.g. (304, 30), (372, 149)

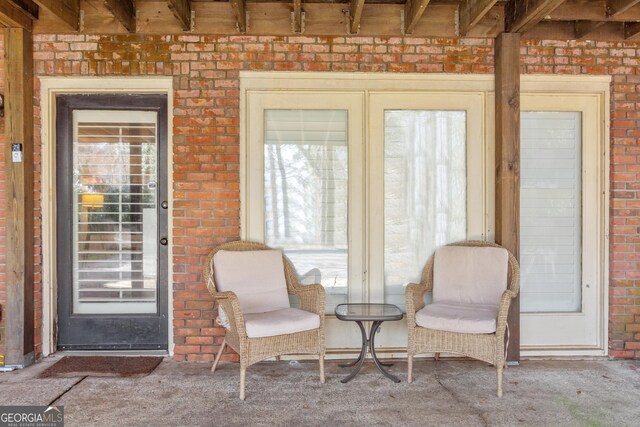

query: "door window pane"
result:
(264, 110), (348, 310)
(384, 111), (467, 309)
(520, 112), (582, 313)
(73, 110), (158, 314)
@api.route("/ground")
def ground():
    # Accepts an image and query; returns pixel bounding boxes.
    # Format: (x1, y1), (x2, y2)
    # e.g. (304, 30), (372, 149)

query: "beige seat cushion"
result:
(415, 302), (499, 334)
(433, 246), (508, 306)
(244, 308), (320, 338)
(213, 249), (290, 314)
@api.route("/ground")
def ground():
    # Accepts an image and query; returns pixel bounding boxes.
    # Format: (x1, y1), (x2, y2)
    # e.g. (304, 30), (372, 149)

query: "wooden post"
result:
(495, 32), (520, 363)
(4, 27), (35, 367)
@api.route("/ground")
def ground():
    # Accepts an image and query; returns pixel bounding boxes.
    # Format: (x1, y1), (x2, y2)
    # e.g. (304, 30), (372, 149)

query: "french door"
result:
(56, 94), (168, 350)
(244, 89), (489, 350)
(519, 93), (606, 354)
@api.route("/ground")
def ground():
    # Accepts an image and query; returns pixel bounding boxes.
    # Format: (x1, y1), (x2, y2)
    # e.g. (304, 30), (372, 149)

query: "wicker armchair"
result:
(406, 240), (520, 397)
(204, 240), (326, 400)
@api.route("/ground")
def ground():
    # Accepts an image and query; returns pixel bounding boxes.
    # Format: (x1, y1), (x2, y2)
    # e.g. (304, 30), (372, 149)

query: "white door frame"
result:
(240, 72), (609, 357)
(39, 77), (174, 356)
(240, 72), (495, 353)
(520, 75), (610, 357)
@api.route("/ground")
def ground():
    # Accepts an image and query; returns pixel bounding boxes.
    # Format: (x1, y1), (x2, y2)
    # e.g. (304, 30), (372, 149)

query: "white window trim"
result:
(39, 77), (174, 356)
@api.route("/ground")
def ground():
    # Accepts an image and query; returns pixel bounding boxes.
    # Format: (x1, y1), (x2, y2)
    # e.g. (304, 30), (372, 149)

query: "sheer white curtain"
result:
(264, 110), (349, 309)
(384, 110), (467, 309)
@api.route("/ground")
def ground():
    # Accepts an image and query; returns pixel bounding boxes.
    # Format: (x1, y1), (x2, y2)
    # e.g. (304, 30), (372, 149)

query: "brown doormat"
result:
(39, 356), (163, 379)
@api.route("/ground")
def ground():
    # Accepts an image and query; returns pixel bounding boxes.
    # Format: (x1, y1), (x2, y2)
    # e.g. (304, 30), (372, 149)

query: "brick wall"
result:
(7, 34), (639, 361)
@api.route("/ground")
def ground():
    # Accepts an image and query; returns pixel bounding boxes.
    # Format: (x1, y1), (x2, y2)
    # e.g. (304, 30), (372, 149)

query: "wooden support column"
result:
(4, 27), (35, 367)
(495, 32), (520, 363)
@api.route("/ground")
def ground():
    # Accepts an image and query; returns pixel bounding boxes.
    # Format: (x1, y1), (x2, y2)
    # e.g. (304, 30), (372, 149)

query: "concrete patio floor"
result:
(1, 356), (640, 426)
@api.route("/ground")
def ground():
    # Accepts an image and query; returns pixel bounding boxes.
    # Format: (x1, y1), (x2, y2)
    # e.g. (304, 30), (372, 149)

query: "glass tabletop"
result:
(335, 303), (404, 321)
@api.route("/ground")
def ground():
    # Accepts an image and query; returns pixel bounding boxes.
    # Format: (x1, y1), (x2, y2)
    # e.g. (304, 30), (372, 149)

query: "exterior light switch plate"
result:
(11, 144), (22, 163)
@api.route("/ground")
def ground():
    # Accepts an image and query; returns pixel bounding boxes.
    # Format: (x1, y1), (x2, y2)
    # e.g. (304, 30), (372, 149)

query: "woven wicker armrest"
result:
(290, 283), (326, 316)
(495, 289), (517, 338)
(405, 282), (429, 327)
(211, 290), (247, 338)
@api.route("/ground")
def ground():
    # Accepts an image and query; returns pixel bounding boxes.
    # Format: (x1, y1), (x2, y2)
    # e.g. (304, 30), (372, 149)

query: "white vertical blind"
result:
(263, 110), (349, 310)
(520, 111), (582, 313)
(384, 110), (467, 310)
(73, 110), (158, 314)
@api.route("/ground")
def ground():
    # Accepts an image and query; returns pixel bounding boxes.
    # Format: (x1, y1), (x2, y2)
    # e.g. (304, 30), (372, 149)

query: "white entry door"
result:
(520, 93), (607, 355)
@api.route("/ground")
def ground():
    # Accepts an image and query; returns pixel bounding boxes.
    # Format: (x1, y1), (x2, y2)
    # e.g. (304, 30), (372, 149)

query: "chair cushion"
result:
(244, 308), (320, 338)
(433, 245), (508, 306)
(415, 302), (499, 334)
(213, 249), (290, 314)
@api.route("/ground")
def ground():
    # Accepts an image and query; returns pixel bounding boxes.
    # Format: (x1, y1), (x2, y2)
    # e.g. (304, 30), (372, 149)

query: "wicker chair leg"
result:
(497, 365), (504, 398)
(407, 353), (413, 383)
(434, 352), (440, 361)
(319, 354), (325, 383)
(240, 366), (247, 400)
(211, 338), (226, 373)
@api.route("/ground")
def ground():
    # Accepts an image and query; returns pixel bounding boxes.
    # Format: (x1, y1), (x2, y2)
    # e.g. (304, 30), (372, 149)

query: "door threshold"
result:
(57, 350), (169, 357)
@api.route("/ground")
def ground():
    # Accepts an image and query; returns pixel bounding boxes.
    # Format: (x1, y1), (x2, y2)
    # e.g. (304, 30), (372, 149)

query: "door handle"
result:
(160, 237), (168, 246)
(161, 201), (168, 209)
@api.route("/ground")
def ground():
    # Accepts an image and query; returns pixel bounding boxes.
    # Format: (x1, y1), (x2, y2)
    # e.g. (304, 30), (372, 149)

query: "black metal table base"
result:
(339, 320), (401, 383)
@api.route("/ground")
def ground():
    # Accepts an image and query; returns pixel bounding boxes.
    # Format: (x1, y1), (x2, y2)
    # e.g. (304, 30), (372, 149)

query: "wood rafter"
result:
(574, 19), (606, 38)
(167, 0), (191, 32)
(349, 0), (366, 34)
(9, 0), (39, 20)
(624, 21), (640, 38)
(607, 0), (640, 17)
(0, 1), (34, 30)
(104, 0), (136, 33)
(33, 0), (79, 30)
(505, 0), (567, 33)
(230, 0), (247, 33)
(574, 0), (639, 39)
(292, 0), (302, 33)
(574, 0), (640, 38)
(549, 0), (640, 21)
(404, 0), (432, 34)
(459, 0), (499, 36)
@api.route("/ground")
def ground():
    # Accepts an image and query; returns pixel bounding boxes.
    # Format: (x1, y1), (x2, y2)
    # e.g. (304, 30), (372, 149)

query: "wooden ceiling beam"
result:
(505, 0), (567, 33)
(9, 0), (39, 20)
(573, 0), (639, 38)
(33, 0), (79, 30)
(624, 20), (640, 38)
(549, 1), (640, 21)
(459, 0), (499, 36)
(292, 0), (302, 33)
(104, 0), (136, 33)
(574, 20), (606, 38)
(230, 0), (247, 33)
(607, 0), (640, 17)
(349, 0), (366, 34)
(404, 0), (432, 34)
(0, 1), (34, 30)
(168, 0), (191, 31)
